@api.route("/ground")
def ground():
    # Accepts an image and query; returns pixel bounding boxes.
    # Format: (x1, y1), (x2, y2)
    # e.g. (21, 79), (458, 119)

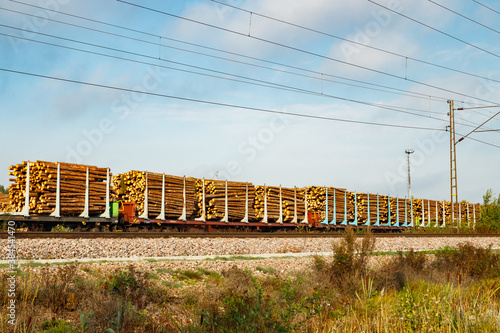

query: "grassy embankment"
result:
(2, 229), (500, 332)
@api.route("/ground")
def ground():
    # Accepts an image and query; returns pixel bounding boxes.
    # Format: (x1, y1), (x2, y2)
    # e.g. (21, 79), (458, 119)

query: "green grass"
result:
(164, 281), (183, 288)
(204, 255), (267, 261)
(256, 266), (277, 274)
(4, 235), (500, 332)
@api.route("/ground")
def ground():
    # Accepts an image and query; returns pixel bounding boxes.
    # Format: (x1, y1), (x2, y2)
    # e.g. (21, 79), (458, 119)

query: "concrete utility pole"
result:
(405, 149), (414, 200)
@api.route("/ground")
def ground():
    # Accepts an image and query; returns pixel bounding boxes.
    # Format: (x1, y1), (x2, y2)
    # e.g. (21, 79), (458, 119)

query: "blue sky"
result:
(1, 0), (499, 203)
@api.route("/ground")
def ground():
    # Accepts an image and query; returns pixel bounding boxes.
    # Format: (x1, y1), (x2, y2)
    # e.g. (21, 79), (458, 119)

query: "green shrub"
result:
(104, 265), (145, 295)
(332, 227), (375, 277)
(478, 189), (500, 231)
(194, 267), (317, 332)
(434, 242), (500, 278)
(39, 319), (77, 333)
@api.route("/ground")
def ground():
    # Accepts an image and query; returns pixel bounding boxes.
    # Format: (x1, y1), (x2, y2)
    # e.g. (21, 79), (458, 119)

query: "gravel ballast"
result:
(2, 236), (500, 260)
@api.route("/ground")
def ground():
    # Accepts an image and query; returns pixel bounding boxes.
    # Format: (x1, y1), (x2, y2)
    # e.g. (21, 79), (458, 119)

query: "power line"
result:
(456, 131), (500, 148)
(3, 5), (499, 129)
(0, 67), (447, 131)
(472, 0), (500, 15)
(9, 1), (499, 108)
(0, 5), (451, 104)
(0, 29), (456, 125)
(427, 0), (500, 35)
(457, 110), (500, 142)
(115, 1), (500, 105)
(211, 0), (500, 85)
(4, 7), (498, 128)
(368, 0), (500, 59)
(1, 7), (498, 146)
(7, 3), (497, 108)
(3, 63), (497, 148)
(4, 6), (499, 129)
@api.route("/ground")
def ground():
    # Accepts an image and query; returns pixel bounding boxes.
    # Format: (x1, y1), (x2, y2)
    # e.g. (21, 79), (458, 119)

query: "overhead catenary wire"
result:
(0, 67), (450, 132)
(5, 67), (500, 148)
(427, 0), (500, 35)
(472, 0), (500, 16)
(6, 3), (498, 109)
(457, 110), (500, 142)
(4, 3), (499, 128)
(211, 0), (500, 85)
(114, 1), (500, 106)
(456, 131), (500, 148)
(0, 29), (459, 125)
(9, 0), (500, 108)
(0, 5), (452, 104)
(368, 0), (500, 59)
(3, 6), (499, 131)
(5, 27), (498, 132)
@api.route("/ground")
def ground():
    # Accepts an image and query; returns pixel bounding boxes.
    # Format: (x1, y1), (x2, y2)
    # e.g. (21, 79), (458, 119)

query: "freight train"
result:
(0, 161), (480, 231)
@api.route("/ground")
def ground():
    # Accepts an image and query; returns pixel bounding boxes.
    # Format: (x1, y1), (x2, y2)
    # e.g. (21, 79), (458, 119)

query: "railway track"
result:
(1, 232), (499, 239)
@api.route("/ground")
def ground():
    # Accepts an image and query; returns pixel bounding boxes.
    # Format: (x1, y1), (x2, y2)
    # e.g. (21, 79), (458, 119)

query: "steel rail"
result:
(1, 232), (499, 239)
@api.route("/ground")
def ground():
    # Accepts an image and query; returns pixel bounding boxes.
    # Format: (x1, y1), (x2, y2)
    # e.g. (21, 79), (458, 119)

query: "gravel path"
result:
(2, 236), (500, 260)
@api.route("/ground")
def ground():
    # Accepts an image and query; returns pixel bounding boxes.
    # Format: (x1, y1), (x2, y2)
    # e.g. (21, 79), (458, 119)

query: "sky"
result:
(1, 0), (499, 204)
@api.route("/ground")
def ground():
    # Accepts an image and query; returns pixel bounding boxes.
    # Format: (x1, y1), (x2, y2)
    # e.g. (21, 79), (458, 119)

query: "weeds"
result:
(314, 227), (376, 300)
(2, 240), (500, 332)
(434, 242), (500, 278)
(256, 266), (277, 274)
(50, 224), (72, 232)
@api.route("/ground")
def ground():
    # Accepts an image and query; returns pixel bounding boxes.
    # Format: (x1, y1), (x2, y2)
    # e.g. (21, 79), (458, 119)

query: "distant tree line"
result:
(0, 185), (7, 194)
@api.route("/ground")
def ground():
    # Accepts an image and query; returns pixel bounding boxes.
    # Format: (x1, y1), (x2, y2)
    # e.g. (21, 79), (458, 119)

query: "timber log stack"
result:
(253, 186), (306, 222)
(112, 171), (197, 219)
(3, 160), (481, 227)
(201, 180), (255, 221)
(8, 161), (109, 215)
(0, 192), (10, 211)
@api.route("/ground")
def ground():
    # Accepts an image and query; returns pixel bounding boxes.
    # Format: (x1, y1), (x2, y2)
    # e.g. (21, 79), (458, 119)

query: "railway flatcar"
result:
(0, 161), (480, 232)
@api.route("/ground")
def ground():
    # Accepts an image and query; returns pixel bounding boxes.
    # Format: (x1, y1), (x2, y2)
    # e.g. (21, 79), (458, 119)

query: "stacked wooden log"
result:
(112, 171), (145, 215)
(426, 200), (438, 224)
(253, 185), (281, 221)
(306, 186), (326, 221)
(367, 193), (379, 223)
(330, 188), (346, 222)
(8, 161), (109, 215)
(0, 192), (11, 211)
(3, 161), (481, 225)
(347, 192), (368, 223)
(195, 179), (214, 219)
(413, 199), (422, 220)
(377, 195), (390, 223)
(196, 180), (254, 221)
(345, 191), (356, 222)
(253, 186), (305, 222)
(460, 202), (472, 222)
(306, 186), (326, 212)
(282, 187), (305, 222)
(113, 171), (197, 218)
(349, 193), (379, 224)
(254, 186), (283, 222)
(396, 198), (407, 225)
(440, 201), (452, 223)
(164, 175), (197, 218)
(226, 182), (255, 221)
(347, 192), (359, 222)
